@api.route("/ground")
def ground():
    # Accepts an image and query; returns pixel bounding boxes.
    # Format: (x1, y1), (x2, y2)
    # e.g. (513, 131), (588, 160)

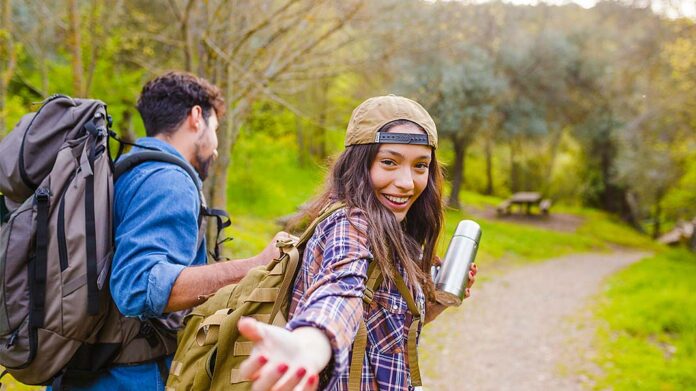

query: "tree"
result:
(0, 0), (16, 135)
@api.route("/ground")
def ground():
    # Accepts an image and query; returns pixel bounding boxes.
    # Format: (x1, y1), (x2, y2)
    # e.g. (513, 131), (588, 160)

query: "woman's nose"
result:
(394, 168), (415, 191)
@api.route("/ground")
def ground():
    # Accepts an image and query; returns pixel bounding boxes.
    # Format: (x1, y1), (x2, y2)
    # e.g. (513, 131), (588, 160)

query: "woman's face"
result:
(369, 124), (432, 223)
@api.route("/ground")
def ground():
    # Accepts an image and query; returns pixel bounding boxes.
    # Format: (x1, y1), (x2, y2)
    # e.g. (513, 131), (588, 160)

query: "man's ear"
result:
(188, 105), (204, 133)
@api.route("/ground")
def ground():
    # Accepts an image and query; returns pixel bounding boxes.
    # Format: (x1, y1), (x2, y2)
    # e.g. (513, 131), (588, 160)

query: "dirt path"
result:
(419, 250), (648, 391)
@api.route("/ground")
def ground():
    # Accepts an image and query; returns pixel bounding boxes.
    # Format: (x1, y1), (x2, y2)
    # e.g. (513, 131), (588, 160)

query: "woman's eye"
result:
(381, 159), (396, 166)
(416, 162), (430, 169)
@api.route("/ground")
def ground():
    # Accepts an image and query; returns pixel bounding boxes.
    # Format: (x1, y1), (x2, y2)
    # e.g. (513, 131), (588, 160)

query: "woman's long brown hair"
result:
(296, 120), (445, 302)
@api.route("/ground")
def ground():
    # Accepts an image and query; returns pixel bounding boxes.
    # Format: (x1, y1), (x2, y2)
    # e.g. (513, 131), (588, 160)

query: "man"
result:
(64, 72), (284, 390)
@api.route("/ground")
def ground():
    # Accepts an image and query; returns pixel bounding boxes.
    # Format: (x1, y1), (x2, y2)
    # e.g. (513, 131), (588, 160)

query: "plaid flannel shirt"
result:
(286, 208), (426, 391)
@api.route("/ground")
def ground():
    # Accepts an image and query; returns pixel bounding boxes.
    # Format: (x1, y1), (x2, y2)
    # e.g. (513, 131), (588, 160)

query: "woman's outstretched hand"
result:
(237, 317), (332, 391)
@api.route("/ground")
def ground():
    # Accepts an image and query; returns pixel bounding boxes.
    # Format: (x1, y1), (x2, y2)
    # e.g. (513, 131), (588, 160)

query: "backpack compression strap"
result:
(114, 151), (231, 260)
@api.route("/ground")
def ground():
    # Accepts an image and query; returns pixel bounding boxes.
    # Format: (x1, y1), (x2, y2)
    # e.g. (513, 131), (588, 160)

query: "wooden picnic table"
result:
(497, 192), (551, 215)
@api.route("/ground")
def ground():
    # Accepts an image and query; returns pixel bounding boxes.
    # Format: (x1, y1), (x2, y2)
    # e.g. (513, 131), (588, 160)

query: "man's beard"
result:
(194, 144), (215, 181)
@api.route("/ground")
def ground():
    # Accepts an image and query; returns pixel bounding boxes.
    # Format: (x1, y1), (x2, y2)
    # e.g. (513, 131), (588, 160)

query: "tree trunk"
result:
(206, 72), (254, 221)
(119, 110), (136, 144)
(484, 133), (494, 195)
(509, 140), (519, 193)
(313, 80), (330, 160)
(651, 194), (662, 239)
(544, 126), (563, 192)
(0, 0), (15, 135)
(68, 0), (84, 97)
(448, 136), (466, 209)
(296, 113), (308, 167)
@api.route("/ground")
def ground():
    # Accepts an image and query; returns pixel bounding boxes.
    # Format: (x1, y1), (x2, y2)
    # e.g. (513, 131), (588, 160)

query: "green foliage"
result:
(226, 129), (325, 219)
(662, 152), (696, 221)
(594, 249), (696, 390)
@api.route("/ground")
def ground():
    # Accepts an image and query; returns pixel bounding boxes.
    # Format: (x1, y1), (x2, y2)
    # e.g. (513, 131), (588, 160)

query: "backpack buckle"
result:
(274, 238), (296, 249)
(138, 321), (160, 348)
(35, 187), (50, 202)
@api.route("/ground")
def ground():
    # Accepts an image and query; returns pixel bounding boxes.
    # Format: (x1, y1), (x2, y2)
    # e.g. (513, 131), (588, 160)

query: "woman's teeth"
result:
(384, 195), (409, 204)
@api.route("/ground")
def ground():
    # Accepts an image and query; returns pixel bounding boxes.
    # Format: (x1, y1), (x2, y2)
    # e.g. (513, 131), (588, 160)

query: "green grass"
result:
(593, 249), (696, 390)
(558, 206), (659, 250)
(440, 208), (603, 264)
(456, 190), (503, 209)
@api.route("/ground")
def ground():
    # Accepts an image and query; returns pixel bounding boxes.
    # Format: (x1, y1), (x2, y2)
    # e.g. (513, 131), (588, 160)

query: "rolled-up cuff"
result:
(145, 258), (186, 317)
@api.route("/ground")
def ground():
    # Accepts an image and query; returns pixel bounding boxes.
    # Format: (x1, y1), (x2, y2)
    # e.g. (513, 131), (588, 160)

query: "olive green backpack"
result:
(165, 203), (423, 391)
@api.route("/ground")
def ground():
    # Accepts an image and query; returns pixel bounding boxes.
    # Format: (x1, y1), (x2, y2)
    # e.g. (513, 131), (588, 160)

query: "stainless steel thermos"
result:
(431, 220), (482, 306)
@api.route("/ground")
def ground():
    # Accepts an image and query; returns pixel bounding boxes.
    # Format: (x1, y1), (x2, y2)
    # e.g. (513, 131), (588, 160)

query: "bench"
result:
(539, 199), (552, 215)
(496, 200), (512, 215)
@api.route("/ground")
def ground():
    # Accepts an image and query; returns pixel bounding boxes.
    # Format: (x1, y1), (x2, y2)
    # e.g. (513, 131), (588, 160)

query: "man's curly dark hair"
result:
(136, 71), (225, 137)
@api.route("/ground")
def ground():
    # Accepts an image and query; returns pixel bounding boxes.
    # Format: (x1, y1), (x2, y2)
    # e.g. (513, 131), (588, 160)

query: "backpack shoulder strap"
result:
(296, 202), (346, 246)
(268, 202), (346, 324)
(348, 261), (381, 391)
(348, 263), (423, 390)
(113, 151), (214, 253)
(114, 151), (201, 191)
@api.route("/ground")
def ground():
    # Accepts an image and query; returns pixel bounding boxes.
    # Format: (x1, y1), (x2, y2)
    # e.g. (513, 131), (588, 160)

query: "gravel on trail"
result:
(419, 251), (648, 391)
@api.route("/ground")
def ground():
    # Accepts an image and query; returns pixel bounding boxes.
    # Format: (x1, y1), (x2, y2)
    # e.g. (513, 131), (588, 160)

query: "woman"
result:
(238, 95), (477, 390)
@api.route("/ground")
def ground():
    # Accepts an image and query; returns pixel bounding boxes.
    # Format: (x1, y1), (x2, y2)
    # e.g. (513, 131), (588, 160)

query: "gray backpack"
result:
(0, 95), (229, 387)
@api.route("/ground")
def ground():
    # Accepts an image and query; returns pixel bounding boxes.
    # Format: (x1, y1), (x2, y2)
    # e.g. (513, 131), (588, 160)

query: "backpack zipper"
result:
(57, 195), (68, 271)
(57, 170), (77, 272)
(6, 329), (18, 348)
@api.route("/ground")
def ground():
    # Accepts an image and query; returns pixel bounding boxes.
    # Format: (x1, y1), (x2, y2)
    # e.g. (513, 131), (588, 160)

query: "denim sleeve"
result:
(111, 166), (200, 318)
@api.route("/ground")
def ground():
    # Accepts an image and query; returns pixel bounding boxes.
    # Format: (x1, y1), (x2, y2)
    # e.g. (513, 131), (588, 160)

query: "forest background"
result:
(0, 0), (695, 390)
(1, 0), (694, 236)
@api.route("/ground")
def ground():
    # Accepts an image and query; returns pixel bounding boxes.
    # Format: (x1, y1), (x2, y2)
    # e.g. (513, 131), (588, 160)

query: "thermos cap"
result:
(454, 220), (482, 243)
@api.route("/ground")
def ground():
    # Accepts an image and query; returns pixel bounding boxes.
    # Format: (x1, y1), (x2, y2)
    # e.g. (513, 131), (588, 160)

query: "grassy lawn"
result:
(593, 249), (696, 390)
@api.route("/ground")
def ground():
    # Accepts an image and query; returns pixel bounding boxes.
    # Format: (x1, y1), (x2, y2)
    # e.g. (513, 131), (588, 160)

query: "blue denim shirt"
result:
(111, 137), (207, 318)
(54, 137), (207, 390)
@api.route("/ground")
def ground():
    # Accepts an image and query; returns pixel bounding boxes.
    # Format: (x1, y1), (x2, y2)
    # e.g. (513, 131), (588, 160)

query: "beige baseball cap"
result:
(345, 95), (438, 149)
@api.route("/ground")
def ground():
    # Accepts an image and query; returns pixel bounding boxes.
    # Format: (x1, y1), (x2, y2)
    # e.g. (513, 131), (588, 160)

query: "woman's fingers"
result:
(269, 367), (309, 391)
(239, 318), (273, 381)
(433, 255), (442, 267)
(301, 374), (319, 391)
(252, 362), (290, 391)
(466, 263), (477, 289)
(467, 271), (476, 288)
(238, 317), (265, 342)
(239, 354), (269, 382)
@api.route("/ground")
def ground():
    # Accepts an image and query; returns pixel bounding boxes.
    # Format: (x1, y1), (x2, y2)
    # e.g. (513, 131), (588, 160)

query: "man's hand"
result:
(164, 231), (298, 313)
(238, 317), (330, 391)
(255, 231), (299, 267)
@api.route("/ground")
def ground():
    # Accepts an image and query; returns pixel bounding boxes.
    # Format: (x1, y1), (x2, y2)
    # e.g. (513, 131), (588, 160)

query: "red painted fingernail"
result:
(307, 374), (318, 386)
(296, 367), (307, 378)
(258, 355), (268, 365)
(277, 363), (289, 374)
